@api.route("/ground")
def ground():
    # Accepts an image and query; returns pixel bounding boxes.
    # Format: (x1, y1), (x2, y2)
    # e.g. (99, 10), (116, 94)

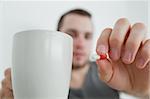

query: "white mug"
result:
(12, 30), (73, 99)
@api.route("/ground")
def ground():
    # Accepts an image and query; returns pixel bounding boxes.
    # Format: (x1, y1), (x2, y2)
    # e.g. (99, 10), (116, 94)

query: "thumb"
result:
(96, 59), (131, 91)
(96, 59), (114, 83)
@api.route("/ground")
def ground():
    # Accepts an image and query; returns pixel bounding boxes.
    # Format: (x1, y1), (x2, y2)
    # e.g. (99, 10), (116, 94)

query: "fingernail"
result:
(97, 45), (107, 54)
(123, 51), (132, 63)
(136, 58), (145, 68)
(110, 48), (119, 60)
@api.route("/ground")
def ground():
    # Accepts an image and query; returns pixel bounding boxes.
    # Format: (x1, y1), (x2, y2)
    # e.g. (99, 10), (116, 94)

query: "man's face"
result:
(60, 14), (93, 68)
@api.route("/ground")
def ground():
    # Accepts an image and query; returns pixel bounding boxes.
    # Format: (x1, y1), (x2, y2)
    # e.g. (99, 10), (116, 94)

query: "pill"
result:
(90, 53), (108, 61)
(99, 53), (107, 60)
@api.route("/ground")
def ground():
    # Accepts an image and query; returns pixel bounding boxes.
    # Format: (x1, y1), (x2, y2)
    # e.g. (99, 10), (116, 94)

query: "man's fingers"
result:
(96, 59), (113, 83)
(96, 28), (112, 55)
(109, 18), (130, 61)
(135, 39), (150, 69)
(3, 68), (12, 90)
(1, 88), (13, 99)
(1, 78), (12, 90)
(0, 68), (13, 99)
(122, 23), (146, 64)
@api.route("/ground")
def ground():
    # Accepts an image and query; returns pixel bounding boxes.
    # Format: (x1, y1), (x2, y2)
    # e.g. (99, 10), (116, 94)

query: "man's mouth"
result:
(73, 52), (85, 57)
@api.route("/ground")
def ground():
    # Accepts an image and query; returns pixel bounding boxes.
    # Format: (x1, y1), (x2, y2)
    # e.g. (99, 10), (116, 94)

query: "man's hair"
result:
(57, 9), (92, 31)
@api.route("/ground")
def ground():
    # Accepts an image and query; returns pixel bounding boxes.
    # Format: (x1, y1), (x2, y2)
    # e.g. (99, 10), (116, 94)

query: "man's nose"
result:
(75, 36), (85, 49)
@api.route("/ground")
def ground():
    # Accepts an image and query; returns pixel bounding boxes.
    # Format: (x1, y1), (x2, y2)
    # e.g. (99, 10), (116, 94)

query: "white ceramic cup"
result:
(12, 30), (73, 99)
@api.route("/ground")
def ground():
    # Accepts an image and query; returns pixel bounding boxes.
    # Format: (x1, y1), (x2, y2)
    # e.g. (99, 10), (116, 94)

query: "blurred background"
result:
(0, 1), (149, 98)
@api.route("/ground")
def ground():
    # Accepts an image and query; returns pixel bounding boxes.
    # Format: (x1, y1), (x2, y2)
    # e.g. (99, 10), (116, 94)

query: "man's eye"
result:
(68, 33), (76, 38)
(85, 34), (92, 39)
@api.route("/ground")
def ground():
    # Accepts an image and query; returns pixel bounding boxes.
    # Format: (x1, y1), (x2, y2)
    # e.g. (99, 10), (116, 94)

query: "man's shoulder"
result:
(86, 61), (119, 98)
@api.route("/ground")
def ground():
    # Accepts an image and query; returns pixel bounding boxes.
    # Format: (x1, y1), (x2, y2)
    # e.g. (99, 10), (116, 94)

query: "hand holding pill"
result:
(96, 18), (150, 97)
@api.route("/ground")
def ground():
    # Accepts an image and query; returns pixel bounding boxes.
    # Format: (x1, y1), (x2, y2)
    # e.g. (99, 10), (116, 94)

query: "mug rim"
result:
(14, 29), (73, 41)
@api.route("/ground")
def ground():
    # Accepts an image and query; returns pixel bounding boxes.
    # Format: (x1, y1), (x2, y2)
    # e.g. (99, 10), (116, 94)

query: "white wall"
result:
(0, 1), (148, 98)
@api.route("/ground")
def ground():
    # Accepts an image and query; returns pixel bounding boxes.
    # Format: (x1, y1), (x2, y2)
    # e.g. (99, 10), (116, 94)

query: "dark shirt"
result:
(68, 62), (119, 99)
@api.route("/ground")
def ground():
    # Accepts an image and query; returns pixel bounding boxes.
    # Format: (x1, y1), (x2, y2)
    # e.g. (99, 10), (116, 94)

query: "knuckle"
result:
(126, 41), (137, 50)
(109, 37), (122, 47)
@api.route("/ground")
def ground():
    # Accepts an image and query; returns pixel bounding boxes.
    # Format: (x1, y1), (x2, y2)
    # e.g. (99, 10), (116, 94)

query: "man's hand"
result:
(96, 18), (150, 97)
(0, 68), (14, 99)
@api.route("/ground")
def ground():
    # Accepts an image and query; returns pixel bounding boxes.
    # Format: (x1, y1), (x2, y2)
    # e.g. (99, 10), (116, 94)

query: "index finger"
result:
(96, 28), (112, 55)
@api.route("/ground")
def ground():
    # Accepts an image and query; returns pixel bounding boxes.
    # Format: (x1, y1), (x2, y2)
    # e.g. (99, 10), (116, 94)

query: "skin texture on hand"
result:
(96, 18), (150, 97)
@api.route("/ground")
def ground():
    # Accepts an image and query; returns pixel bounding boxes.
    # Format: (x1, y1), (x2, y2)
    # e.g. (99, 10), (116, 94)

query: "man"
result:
(0, 9), (149, 99)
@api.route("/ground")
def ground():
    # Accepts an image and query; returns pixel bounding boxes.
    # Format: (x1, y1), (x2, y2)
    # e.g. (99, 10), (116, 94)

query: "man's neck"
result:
(70, 63), (90, 89)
